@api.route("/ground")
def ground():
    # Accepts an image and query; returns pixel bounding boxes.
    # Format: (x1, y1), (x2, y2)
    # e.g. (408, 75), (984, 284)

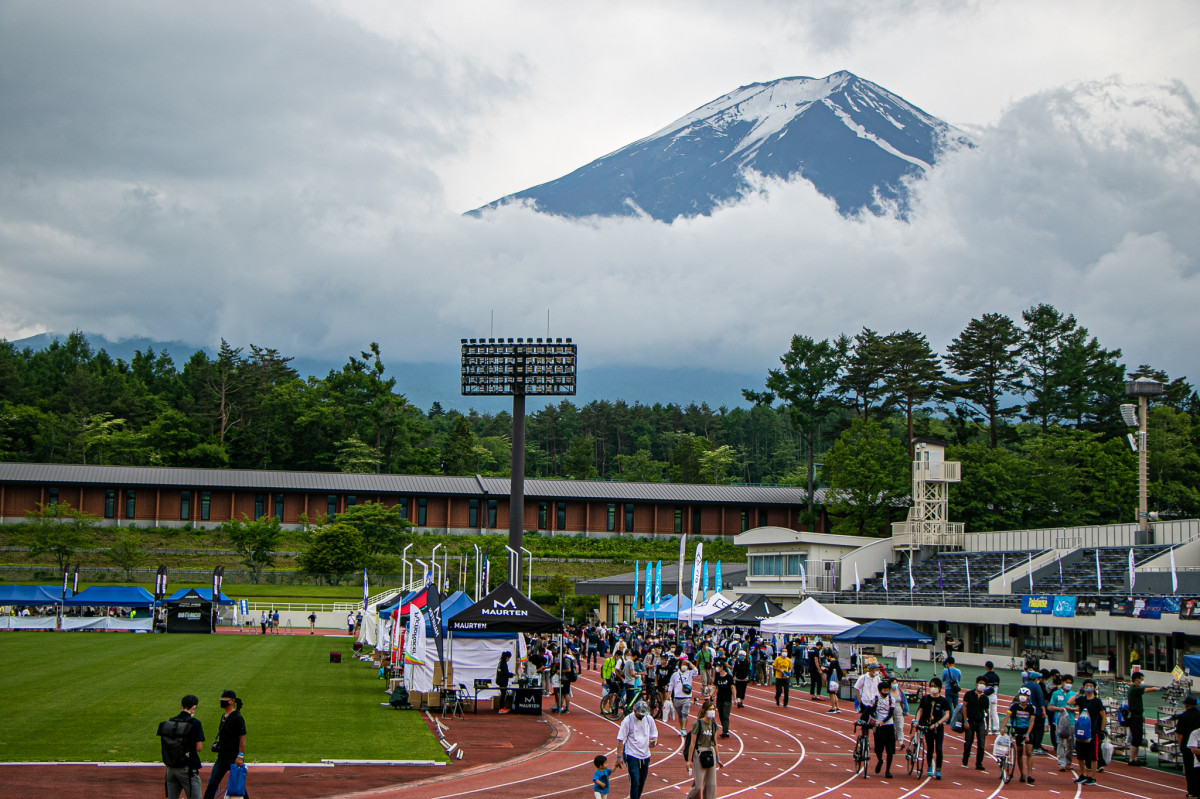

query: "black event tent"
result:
(705, 594), (785, 626)
(164, 589), (213, 634)
(448, 582), (563, 635)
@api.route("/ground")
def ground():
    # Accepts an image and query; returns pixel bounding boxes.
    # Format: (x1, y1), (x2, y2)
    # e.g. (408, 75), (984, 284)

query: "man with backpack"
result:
(940, 656), (962, 709)
(160, 694), (205, 799)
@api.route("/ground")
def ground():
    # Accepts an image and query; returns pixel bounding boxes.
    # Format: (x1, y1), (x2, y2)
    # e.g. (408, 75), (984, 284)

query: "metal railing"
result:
(965, 519), (1200, 554)
(914, 461), (961, 482)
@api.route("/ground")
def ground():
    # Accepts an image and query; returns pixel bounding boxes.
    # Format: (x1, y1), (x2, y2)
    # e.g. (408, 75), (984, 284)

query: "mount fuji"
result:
(473, 71), (969, 221)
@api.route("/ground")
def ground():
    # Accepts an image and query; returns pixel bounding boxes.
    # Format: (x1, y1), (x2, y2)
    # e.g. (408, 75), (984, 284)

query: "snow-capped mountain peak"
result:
(473, 71), (967, 222)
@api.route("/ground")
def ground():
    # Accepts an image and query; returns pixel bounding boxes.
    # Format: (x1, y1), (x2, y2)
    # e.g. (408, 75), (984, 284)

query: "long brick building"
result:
(0, 463), (828, 538)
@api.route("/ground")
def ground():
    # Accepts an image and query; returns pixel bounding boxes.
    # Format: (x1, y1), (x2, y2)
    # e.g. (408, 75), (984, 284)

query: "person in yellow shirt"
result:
(773, 651), (793, 708)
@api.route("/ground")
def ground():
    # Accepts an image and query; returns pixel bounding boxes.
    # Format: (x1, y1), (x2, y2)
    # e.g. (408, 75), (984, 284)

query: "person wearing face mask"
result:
(617, 700), (659, 799)
(916, 677), (951, 779)
(1071, 678), (1106, 786)
(712, 661), (734, 738)
(1004, 687), (1035, 784)
(1050, 676), (1077, 771)
(683, 700), (722, 799)
(871, 679), (904, 778)
(961, 678), (990, 771)
(731, 650), (751, 708)
(669, 655), (699, 736)
(203, 690), (247, 799)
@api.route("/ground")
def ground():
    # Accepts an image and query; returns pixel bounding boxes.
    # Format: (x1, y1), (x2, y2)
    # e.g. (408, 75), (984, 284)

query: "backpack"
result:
(157, 719), (193, 768)
(949, 703), (965, 733)
(601, 657), (615, 680)
(1074, 712), (1093, 741)
(563, 659), (577, 683)
(1117, 701), (1130, 726)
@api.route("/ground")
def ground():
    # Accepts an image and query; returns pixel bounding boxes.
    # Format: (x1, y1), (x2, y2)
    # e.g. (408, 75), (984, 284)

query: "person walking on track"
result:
(669, 656), (699, 736)
(870, 678), (904, 779)
(617, 701), (658, 799)
(683, 699), (722, 799)
(772, 648), (792, 708)
(961, 676), (990, 771)
(712, 660), (734, 738)
(732, 650), (751, 708)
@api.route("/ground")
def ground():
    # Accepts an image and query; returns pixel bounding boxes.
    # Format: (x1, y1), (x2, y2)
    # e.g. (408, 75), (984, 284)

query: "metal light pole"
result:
(402, 543), (413, 589)
(462, 337), (577, 587)
(1121, 377), (1165, 544)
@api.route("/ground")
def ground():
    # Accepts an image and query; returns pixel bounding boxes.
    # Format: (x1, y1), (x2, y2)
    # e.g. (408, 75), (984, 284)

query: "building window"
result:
(274, 493), (284, 519)
(125, 490), (136, 520)
(180, 491), (191, 521)
(48, 487), (59, 506)
(759, 508), (768, 528)
(398, 498), (409, 520)
(749, 554), (805, 577)
(104, 489), (116, 519)
(200, 492), (211, 521)
(254, 494), (265, 520)
(606, 504), (616, 532)
(740, 510), (749, 532)
(674, 508), (683, 534)
(556, 502), (566, 530)
(417, 497), (427, 526)
(624, 503), (634, 533)
(346, 495), (356, 507)
(987, 624), (1012, 648)
(469, 499), (479, 528)
(487, 499), (497, 528)
(538, 502), (549, 531)
(327, 495), (337, 518)
(692, 508), (701, 534)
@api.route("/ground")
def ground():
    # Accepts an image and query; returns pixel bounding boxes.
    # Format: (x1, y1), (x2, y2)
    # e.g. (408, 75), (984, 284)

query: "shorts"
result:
(1128, 717), (1145, 747)
(1011, 729), (1028, 746)
(673, 697), (692, 719)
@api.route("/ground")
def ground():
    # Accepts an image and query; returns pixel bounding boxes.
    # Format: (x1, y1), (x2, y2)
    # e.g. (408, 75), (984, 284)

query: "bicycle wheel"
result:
(1002, 754), (1015, 784)
(854, 733), (870, 775)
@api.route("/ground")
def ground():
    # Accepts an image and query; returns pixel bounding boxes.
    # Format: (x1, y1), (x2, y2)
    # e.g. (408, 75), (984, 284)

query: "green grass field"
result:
(0, 633), (445, 763)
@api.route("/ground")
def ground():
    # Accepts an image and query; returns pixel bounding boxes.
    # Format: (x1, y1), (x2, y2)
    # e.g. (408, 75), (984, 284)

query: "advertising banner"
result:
(1052, 596), (1077, 617)
(1179, 598), (1200, 619)
(1021, 594), (1052, 614)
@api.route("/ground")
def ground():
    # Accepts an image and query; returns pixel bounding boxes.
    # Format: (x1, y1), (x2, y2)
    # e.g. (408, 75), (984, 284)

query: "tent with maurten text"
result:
(448, 582), (563, 635)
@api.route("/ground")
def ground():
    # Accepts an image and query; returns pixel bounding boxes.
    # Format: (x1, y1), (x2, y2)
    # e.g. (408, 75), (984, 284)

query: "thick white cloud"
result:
(0, 2), (1198, 387)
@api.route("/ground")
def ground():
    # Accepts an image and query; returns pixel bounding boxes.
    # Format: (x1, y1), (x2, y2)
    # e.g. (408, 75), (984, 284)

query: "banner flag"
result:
(677, 535), (688, 621)
(1027, 553), (1034, 593)
(362, 567), (370, 610)
(908, 553), (914, 590)
(702, 561), (709, 599)
(800, 563), (807, 594)
(689, 543), (704, 626)
(965, 558), (971, 593)
(1002, 554), (1007, 591)
(1096, 550), (1103, 592)
(1129, 548), (1136, 590)
(390, 607), (403, 665)
(1057, 552), (1063, 588)
(655, 560), (662, 604)
(645, 562), (653, 609)
(72, 567), (80, 595)
(426, 586), (445, 670)
(938, 560), (944, 591)
(882, 560), (888, 592)
(854, 562), (860, 593)
(1172, 547), (1179, 594)
(633, 562), (640, 614)
(403, 603), (427, 665)
(716, 561), (722, 594)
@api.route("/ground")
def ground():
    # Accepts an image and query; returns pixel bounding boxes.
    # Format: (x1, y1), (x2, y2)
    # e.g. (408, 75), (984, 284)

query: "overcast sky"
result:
(1, 0), (1198, 388)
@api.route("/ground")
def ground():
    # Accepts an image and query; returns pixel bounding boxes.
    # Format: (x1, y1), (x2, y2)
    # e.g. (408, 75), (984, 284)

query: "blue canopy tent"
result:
(64, 586), (154, 609)
(1184, 655), (1200, 678)
(0, 585), (66, 605)
(635, 594), (692, 620)
(165, 588), (234, 605)
(833, 619), (933, 645)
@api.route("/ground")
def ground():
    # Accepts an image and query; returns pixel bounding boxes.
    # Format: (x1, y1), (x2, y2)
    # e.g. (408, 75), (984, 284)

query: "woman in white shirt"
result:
(669, 656), (700, 737)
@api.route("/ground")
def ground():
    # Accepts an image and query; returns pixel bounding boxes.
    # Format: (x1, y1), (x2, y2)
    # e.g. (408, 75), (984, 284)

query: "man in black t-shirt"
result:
(165, 694), (205, 799)
(712, 661), (735, 738)
(203, 690), (248, 799)
(1126, 671), (1162, 765)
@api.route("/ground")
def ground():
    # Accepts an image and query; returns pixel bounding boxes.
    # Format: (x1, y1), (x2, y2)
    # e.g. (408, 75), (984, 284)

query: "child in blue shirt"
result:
(593, 753), (622, 798)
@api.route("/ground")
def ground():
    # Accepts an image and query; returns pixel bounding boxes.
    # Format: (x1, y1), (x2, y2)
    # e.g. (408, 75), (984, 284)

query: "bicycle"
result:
(994, 724), (1017, 785)
(905, 725), (927, 776)
(852, 719), (873, 778)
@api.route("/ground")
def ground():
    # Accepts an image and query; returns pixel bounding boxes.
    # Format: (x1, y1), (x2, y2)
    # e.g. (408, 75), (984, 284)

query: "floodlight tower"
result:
(1121, 377), (1165, 542)
(461, 337), (577, 584)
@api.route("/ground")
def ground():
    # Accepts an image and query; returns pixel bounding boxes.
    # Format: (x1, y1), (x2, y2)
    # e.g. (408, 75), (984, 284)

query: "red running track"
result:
(356, 668), (1190, 799)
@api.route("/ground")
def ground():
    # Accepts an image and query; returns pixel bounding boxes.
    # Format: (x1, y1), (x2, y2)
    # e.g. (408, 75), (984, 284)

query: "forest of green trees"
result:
(1, 302), (1197, 536)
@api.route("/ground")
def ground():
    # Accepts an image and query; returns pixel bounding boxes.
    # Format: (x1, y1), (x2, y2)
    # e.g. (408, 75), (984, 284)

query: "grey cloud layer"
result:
(1, 3), (1197, 383)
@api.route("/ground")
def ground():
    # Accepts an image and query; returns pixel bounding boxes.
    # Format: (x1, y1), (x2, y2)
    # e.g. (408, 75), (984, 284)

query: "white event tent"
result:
(687, 592), (732, 620)
(759, 597), (856, 636)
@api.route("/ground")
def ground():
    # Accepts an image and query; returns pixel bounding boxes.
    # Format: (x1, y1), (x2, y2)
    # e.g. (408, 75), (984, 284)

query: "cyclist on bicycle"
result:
(1004, 687), (1036, 784)
(915, 677), (951, 779)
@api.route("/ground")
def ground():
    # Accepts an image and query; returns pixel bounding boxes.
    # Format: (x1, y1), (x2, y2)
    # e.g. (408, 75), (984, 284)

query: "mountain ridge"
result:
(473, 70), (968, 221)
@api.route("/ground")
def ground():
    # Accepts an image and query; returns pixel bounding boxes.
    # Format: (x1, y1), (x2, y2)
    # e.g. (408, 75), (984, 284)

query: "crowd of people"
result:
(510, 621), (1200, 798)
